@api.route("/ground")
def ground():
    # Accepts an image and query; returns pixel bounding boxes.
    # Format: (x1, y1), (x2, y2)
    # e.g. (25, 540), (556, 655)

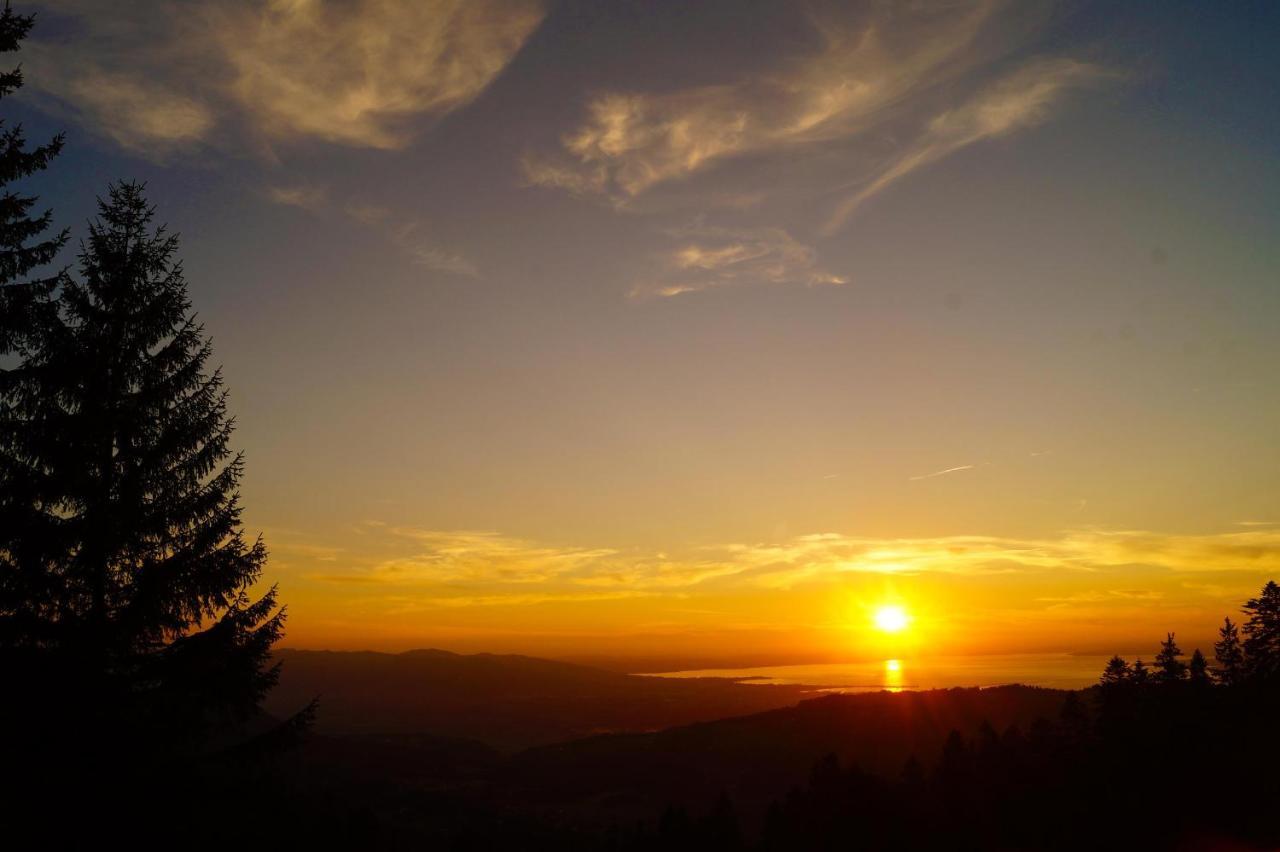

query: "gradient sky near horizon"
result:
(13, 0), (1280, 663)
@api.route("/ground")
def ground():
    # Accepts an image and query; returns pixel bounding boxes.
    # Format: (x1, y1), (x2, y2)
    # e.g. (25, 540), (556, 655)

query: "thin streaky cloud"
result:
(909, 464), (976, 481)
(525, 2), (1002, 201)
(632, 224), (844, 299)
(266, 184), (329, 213)
(822, 58), (1106, 233)
(264, 182), (478, 278)
(300, 526), (1280, 599)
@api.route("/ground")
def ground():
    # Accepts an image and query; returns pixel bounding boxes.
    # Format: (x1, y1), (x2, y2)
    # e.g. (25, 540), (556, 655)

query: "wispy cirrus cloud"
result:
(822, 57), (1106, 232)
(267, 184), (330, 213)
(22, 61), (215, 151)
(295, 525), (1280, 606)
(524, 2), (1000, 201)
(27, 0), (544, 153)
(264, 181), (479, 277)
(525, 3), (1110, 232)
(633, 224), (845, 299)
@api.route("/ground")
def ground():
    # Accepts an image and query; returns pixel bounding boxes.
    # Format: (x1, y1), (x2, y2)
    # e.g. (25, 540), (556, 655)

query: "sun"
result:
(873, 605), (910, 633)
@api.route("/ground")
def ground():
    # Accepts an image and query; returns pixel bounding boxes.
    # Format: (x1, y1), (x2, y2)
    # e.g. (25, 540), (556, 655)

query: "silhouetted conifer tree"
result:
(1099, 654), (1131, 687)
(0, 1), (65, 358)
(1188, 648), (1209, 685)
(1130, 658), (1150, 686)
(1242, 580), (1280, 681)
(1154, 632), (1187, 683)
(1213, 616), (1245, 686)
(937, 730), (971, 783)
(1, 181), (296, 762)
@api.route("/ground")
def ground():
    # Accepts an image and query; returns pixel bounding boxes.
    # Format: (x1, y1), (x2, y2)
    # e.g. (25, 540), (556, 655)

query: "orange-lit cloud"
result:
(289, 525), (1280, 608)
(525, 2), (1000, 200)
(633, 225), (846, 299)
(27, 0), (544, 152)
(214, 0), (544, 149)
(22, 43), (214, 153)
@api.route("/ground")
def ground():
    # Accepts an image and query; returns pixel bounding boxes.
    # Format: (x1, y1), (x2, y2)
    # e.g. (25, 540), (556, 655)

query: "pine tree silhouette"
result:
(1154, 632), (1187, 684)
(1242, 580), (1280, 682)
(0, 3), (70, 641)
(1213, 616), (1245, 686)
(1099, 654), (1131, 687)
(1130, 658), (1150, 686)
(1187, 648), (1209, 685)
(0, 2), (65, 360)
(1, 182), (302, 766)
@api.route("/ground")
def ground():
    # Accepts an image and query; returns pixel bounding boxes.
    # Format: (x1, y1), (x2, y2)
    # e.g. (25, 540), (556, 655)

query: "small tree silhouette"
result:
(1099, 654), (1131, 687)
(1213, 617), (1245, 686)
(1130, 658), (1150, 686)
(1154, 633), (1187, 684)
(1187, 648), (1210, 685)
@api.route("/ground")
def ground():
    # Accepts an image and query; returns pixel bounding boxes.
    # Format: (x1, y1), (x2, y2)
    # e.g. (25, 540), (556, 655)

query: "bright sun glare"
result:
(873, 605), (910, 633)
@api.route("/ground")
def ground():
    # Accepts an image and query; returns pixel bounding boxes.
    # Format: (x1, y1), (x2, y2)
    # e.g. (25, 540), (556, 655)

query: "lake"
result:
(650, 653), (1114, 692)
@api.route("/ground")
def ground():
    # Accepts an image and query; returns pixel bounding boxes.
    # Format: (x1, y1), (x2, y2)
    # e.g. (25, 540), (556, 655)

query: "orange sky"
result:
(25, 1), (1280, 664)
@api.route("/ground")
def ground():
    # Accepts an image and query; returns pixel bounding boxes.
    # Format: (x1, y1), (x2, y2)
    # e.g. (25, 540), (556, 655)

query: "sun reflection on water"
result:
(884, 659), (904, 692)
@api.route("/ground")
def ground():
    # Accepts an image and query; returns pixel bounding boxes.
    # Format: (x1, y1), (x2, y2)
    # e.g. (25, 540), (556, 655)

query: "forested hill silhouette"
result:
(266, 647), (814, 750)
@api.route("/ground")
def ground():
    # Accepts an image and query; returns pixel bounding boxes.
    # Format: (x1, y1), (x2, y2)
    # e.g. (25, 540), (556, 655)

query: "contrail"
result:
(909, 464), (975, 481)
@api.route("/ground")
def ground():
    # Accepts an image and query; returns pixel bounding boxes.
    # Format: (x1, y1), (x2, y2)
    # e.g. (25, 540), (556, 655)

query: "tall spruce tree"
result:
(1, 181), (291, 760)
(1242, 580), (1280, 682)
(0, 0), (70, 696)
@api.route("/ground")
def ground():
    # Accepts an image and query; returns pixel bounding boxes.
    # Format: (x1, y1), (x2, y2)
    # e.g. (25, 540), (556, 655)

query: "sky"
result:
(12, 0), (1280, 665)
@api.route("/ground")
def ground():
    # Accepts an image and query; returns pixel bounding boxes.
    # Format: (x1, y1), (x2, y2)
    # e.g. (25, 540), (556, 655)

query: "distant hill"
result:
(266, 648), (815, 750)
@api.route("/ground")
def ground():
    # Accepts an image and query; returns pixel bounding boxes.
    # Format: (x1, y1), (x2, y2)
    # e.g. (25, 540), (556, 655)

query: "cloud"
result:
(633, 225), (845, 299)
(302, 525), (1280, 604)
(26, 0), (545, 152)
(264, 182), (478, 277)
(909, 464), (976, 481)
(267, 184), (330, 212)
(391, 221), (480, 278)
(525, 2), (1001, 201)
(35, 65), (214, 152)
(212, 0), (544, 149)
(822, 58), (1105, 232)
